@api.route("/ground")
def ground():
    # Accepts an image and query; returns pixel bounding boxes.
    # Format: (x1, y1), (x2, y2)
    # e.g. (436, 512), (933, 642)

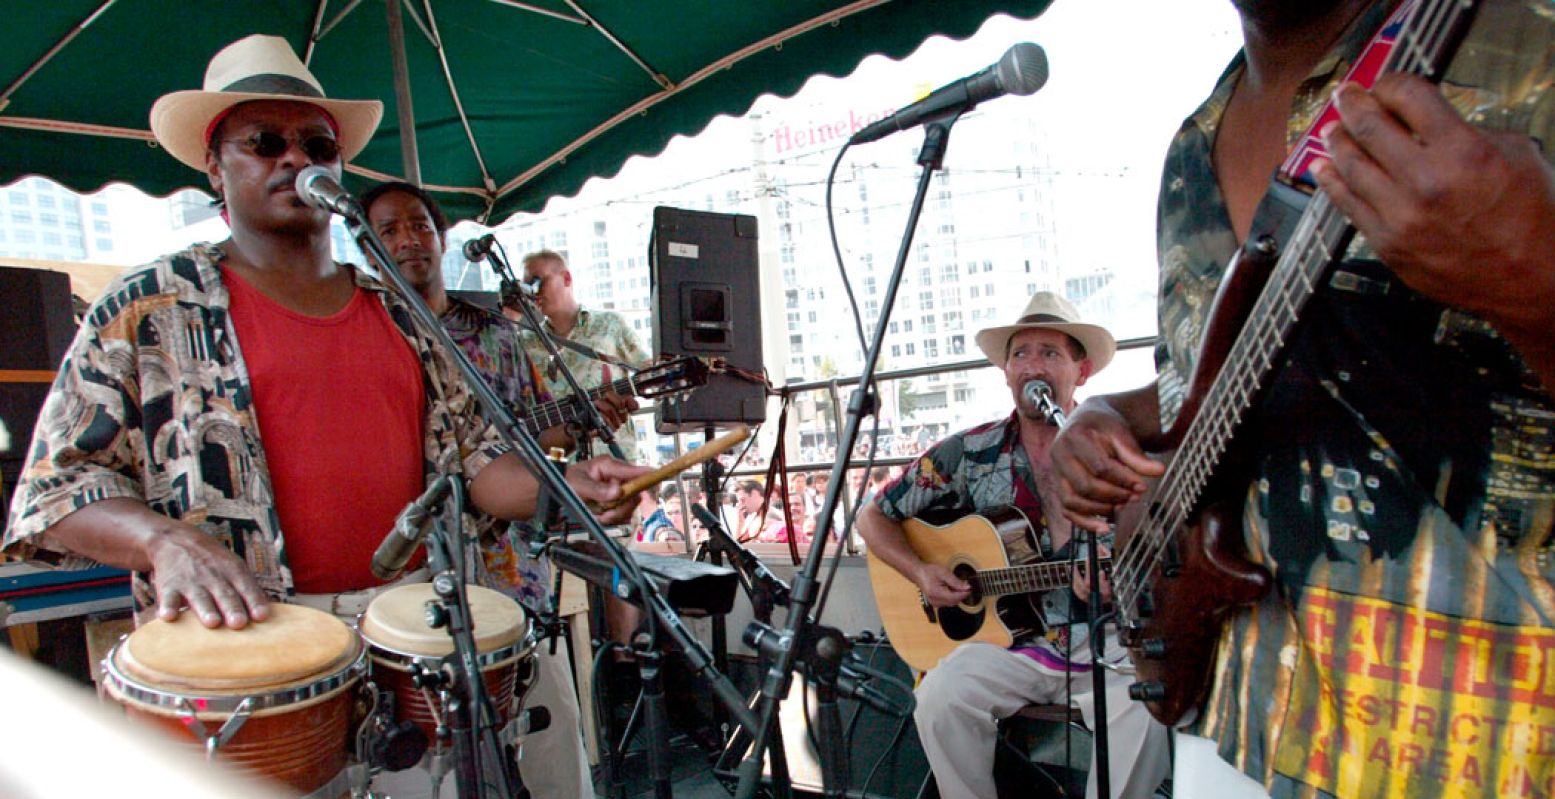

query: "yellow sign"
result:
(1276, 588), (1555, 798)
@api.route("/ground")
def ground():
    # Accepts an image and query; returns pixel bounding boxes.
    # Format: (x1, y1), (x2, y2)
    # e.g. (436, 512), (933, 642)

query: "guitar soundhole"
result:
(953, 563), (981, 604)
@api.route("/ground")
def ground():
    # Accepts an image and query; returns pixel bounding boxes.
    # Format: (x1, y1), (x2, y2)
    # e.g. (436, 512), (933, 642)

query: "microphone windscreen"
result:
(996, 42), (1049, 96)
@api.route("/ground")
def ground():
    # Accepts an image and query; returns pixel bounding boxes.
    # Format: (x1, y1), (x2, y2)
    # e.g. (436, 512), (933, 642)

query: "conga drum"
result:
(358, 583), (535, 751)
(100, 603), (365, 797)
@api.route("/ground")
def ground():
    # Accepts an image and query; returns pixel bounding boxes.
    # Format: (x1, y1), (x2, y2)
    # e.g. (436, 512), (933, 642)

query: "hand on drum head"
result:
(146, 525), (272, 629)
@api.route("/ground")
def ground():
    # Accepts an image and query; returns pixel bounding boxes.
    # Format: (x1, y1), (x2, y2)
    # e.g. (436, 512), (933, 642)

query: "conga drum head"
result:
(359, 583), (526, 659)
(117, 603), (359, 693)
(100, 603), (364, 796)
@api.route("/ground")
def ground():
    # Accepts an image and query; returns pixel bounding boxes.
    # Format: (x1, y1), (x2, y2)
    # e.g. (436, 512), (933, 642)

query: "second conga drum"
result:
(358, 583), (535, 749)
(100, 603), (365, 797)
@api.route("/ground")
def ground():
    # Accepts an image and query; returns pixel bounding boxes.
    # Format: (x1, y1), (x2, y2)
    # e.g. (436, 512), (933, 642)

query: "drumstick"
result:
(604, 424), (750, 508)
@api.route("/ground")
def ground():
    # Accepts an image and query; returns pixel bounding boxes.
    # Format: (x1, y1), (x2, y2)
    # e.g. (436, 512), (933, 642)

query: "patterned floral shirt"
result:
(1156, 3), (1555, 796)
(439, 296), (555, 610)
(3, 243), (510, 606)
(874, 413), (1102, 666)
(525, 306), (650, 462)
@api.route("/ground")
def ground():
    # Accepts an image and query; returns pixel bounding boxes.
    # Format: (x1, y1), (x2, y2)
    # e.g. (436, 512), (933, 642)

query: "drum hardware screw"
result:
(423, 602), (449, 629)
(1128, 680), (1167, 702)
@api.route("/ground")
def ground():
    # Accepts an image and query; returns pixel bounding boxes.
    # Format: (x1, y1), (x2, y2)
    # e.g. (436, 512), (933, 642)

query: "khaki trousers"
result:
(913, 641), (1169, 799)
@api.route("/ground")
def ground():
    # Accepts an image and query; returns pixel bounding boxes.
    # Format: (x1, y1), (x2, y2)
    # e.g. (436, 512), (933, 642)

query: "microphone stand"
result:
(1038, 396), (1111, 799)
(414, 477), (523, 798)
(330, 194), (760, 795)
(733, 115), (962, 797)
(486, 247), (624, 461)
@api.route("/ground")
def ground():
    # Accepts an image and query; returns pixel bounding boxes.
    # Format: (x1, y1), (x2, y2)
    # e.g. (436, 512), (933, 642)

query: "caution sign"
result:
(1276, 587), (1555, 798)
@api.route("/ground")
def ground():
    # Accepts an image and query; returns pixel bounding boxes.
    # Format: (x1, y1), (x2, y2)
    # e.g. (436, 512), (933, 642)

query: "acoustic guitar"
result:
(865, 507), (1108, 673)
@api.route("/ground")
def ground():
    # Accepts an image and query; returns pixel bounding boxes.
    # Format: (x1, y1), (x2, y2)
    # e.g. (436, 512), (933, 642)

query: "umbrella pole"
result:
(385, 0), (422, 185)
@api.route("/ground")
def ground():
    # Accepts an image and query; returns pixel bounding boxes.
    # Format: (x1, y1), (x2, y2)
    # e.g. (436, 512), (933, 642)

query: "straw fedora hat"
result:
(974, 291), (1116, 373)
(150, 34), (383, 172)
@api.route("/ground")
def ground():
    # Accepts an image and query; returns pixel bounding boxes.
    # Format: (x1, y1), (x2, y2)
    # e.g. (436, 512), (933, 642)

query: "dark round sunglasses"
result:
(221, 132), (341, 163)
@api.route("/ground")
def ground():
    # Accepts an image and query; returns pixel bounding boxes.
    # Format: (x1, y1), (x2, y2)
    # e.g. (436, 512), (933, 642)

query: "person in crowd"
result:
(362, 179), (624, 799)
(1049, 1), (1555, 796)
(858, 292), (1169, 799)
(520, 249), (651, 462)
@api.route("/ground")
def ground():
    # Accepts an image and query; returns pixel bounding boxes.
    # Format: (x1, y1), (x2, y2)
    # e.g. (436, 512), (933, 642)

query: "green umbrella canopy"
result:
(1, 0), (1051, 224)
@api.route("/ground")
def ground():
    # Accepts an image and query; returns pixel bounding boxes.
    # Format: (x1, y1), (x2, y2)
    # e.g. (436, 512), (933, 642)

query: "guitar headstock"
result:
(633, 356), (716, 398)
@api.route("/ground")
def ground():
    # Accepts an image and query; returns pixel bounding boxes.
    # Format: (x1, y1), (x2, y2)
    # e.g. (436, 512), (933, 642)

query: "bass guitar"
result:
(866, 507), (1109, 673)
(1111, 0), (1481, 725)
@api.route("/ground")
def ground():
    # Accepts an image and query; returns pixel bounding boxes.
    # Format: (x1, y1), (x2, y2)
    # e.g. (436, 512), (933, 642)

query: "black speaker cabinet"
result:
(1, 267), (76, 538)
(651, 206), (767, 432)
(716, 637), (929, 799)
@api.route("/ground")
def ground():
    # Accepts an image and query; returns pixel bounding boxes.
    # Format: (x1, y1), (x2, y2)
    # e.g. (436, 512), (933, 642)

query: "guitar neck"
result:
(524, 375), (636, 434)
(975, 558), (1107, 598)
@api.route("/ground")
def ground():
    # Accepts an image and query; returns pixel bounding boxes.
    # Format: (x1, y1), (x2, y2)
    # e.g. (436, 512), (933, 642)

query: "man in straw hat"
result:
(857, 291), (1168, 798)
(3, 32), (645, 645)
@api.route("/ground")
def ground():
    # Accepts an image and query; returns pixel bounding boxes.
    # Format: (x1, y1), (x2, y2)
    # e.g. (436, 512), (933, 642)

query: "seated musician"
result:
(857, 292), (1168, 799)
(1, 29), (646, 682)
(362, 180), (631, 799)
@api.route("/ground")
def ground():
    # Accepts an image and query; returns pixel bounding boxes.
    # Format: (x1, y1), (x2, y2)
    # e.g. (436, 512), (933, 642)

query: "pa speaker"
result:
(716, 636), (929, 799)
(0, 267), (76, 538)
(0, 267), (75, 372)
(651, 206), (766, 432)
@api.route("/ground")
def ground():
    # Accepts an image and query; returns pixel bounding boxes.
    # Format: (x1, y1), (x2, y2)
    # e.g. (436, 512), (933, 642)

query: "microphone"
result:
(462, 233), (497, 262)
(849, 42), (1048, 144)
(1022, 379), (1067, 428)
(371, 475), (453, 581)
(294, 165), (362, 218)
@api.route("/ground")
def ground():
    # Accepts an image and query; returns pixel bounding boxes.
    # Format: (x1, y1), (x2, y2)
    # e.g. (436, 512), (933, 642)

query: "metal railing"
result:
(637, 335), (1156, 557)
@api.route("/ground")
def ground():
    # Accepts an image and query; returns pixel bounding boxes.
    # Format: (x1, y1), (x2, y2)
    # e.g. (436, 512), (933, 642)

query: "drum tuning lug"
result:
(1140, 638), (1167, 659)
(1128, 680), (1167, 702)
(423, 602), (449, 629)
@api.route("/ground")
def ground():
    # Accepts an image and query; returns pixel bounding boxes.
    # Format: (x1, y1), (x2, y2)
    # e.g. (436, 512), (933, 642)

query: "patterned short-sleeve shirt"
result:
(526, 306), (650, 462)
(3, 243), (510, 604)
(1156, 3), (1555, 797)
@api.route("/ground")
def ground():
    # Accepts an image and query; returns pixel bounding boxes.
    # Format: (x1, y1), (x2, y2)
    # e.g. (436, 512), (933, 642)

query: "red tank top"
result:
(225, 267), (426, 593)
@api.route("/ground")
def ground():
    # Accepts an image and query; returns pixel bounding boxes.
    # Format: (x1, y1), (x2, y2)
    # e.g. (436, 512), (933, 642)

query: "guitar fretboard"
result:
(523, 375), (637, 434)
(974, 558), (1108, 597)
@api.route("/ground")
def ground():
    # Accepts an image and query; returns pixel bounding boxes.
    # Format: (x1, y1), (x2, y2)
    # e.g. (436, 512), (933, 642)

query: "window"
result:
(789, 334), (804, 354)
(944, 311), (963, 331)
(941, 264), (959, 282)
(10, 191), (29, 205)
(592, 241), (609, 259)
(786, 289), (799, 309)
(917, 244), (930, 262)
(550, 231), (567, 248)
(12, 211), (32, 224)
(938, 223), (955, 236)
(949, 335), (966, 355)
(905, 343), (916, 355)
(891, 345), (901, 358)
(37, 195), (55, 209)
(903, 319), (913, 332)
(860, 208), (870, 225)
(807, 311), (818, 323)
(39, 213), (58, 226)
(935, 190), (952, 211)
(593, 220), (607, 237)
(864, 276), (876, 296)
(922, 315), (936, 334)
(954, 387), (974, 403)
(42, 232), (62, 246)
(983, 260), (994, 273)
(919, 267), (931, 284)
(865, 299), (879, 318)
(970, 285), (981, 299)
(918, 291), (933, 310)
(16, 230), (35, 244)
(857, 183), (868, 203)
(925, 340), (939, 359)
(781, 245), (795, 264)
(91, 202), (108, 215)
(93, 220), (110, 233)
